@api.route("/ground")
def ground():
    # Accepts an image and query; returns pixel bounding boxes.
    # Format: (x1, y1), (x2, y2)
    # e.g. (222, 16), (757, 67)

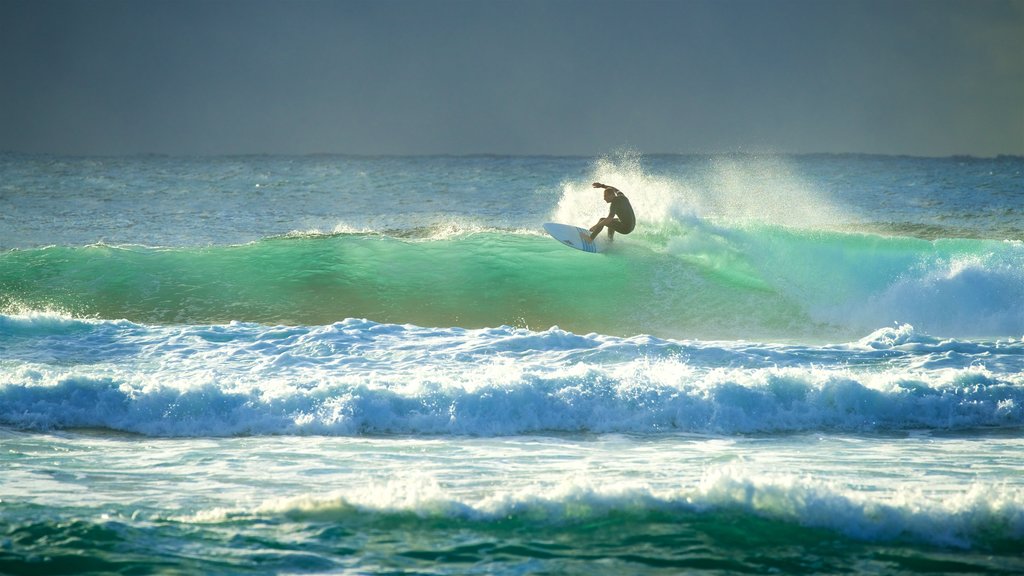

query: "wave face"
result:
(2, 226), (1022, 340)
(2, 315), (1021, 437)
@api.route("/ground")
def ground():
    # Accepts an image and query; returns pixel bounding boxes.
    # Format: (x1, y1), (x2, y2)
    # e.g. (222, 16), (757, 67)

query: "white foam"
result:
(864, 250), (1024, 338)
(694, 466), (1024, 548)
(177, 465), (1024, 549)
(2, 318), (1022, 437)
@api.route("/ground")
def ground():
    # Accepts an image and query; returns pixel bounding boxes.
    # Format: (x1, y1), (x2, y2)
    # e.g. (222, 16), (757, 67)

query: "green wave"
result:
(2, 503), (1020, 576)
(2, 226), (1020, 339)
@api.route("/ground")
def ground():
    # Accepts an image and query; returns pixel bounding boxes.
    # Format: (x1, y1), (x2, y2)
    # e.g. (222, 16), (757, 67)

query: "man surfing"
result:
(589, 182), (635, 241)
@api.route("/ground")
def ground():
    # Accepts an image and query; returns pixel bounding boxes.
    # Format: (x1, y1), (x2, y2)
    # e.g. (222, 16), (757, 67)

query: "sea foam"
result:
(181, 465), (1024, 550)
(3, 316), (1022, 437)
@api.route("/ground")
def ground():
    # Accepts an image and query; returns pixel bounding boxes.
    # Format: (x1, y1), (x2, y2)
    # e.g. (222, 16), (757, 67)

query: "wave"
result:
(180, 467), (1024, 553)
(2, 316), (1022, 437)
(6, 470), (1020, 574)
(2, 221), (1022, 340)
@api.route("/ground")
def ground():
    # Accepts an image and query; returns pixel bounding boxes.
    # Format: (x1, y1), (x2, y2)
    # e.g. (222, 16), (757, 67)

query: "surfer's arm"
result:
(592, 182), (619, 193)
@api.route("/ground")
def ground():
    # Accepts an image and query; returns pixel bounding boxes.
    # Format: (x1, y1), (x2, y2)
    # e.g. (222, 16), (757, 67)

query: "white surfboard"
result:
(543, 222), (602, 253)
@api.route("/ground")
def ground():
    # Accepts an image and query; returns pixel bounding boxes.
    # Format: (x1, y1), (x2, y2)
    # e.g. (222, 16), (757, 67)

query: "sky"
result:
(0, 0), (1022, 157)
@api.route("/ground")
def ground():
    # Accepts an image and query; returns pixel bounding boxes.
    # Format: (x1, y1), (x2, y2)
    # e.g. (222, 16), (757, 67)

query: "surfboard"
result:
(543, 222), (602, 253)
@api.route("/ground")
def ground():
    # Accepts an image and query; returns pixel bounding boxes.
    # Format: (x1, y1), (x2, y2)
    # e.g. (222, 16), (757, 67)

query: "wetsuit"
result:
(606, 193), (635, 234)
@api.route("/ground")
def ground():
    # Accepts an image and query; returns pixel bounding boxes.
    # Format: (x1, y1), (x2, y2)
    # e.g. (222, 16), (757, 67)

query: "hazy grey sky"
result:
(1, 0), (1021, 156)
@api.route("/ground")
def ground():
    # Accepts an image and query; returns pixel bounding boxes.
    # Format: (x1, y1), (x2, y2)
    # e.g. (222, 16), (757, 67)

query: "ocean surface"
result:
(1, 152), (1022, 574)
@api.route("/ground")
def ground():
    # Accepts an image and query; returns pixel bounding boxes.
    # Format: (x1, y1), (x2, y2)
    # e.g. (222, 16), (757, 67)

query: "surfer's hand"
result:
(592, 182), (603, 188)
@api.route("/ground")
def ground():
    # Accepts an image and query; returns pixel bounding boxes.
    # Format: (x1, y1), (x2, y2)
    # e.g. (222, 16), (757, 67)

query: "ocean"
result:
(1, 151), (1022, 574)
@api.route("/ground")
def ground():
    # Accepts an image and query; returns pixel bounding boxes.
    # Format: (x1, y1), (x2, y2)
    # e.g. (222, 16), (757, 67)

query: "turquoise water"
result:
(2, 226), (1021, 339)
(2, 152), (1023, 574)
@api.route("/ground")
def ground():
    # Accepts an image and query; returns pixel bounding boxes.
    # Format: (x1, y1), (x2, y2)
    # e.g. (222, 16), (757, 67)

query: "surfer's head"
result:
(603, 189), (616, 203)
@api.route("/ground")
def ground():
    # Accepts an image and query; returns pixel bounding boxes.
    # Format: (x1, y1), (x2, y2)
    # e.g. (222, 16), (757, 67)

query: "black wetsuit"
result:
(606, 194), (635, 234)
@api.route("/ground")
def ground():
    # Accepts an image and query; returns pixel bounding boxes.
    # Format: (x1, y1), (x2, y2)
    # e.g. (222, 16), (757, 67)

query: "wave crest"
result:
(3, 318), (1022, 437)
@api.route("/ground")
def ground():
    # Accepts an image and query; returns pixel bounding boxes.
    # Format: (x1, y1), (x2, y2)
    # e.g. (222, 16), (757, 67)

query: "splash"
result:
(552, 150), (851, 231)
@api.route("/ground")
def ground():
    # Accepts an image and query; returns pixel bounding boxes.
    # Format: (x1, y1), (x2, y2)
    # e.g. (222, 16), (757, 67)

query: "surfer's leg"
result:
(606, 218), (625, 241)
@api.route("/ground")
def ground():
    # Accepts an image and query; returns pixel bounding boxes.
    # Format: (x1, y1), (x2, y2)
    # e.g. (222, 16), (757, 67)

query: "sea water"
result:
(1, 152), (1022, 574)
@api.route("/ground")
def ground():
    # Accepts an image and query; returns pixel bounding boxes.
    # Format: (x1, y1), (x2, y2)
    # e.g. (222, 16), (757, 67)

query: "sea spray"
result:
(554, 151), (852, 231)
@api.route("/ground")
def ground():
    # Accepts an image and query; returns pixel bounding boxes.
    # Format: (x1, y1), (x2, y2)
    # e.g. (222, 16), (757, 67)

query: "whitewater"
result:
(2, 152), (1023, 574)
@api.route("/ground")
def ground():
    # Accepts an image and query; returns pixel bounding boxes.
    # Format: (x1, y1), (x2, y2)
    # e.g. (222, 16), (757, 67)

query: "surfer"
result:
(589, 182), (635, 241)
